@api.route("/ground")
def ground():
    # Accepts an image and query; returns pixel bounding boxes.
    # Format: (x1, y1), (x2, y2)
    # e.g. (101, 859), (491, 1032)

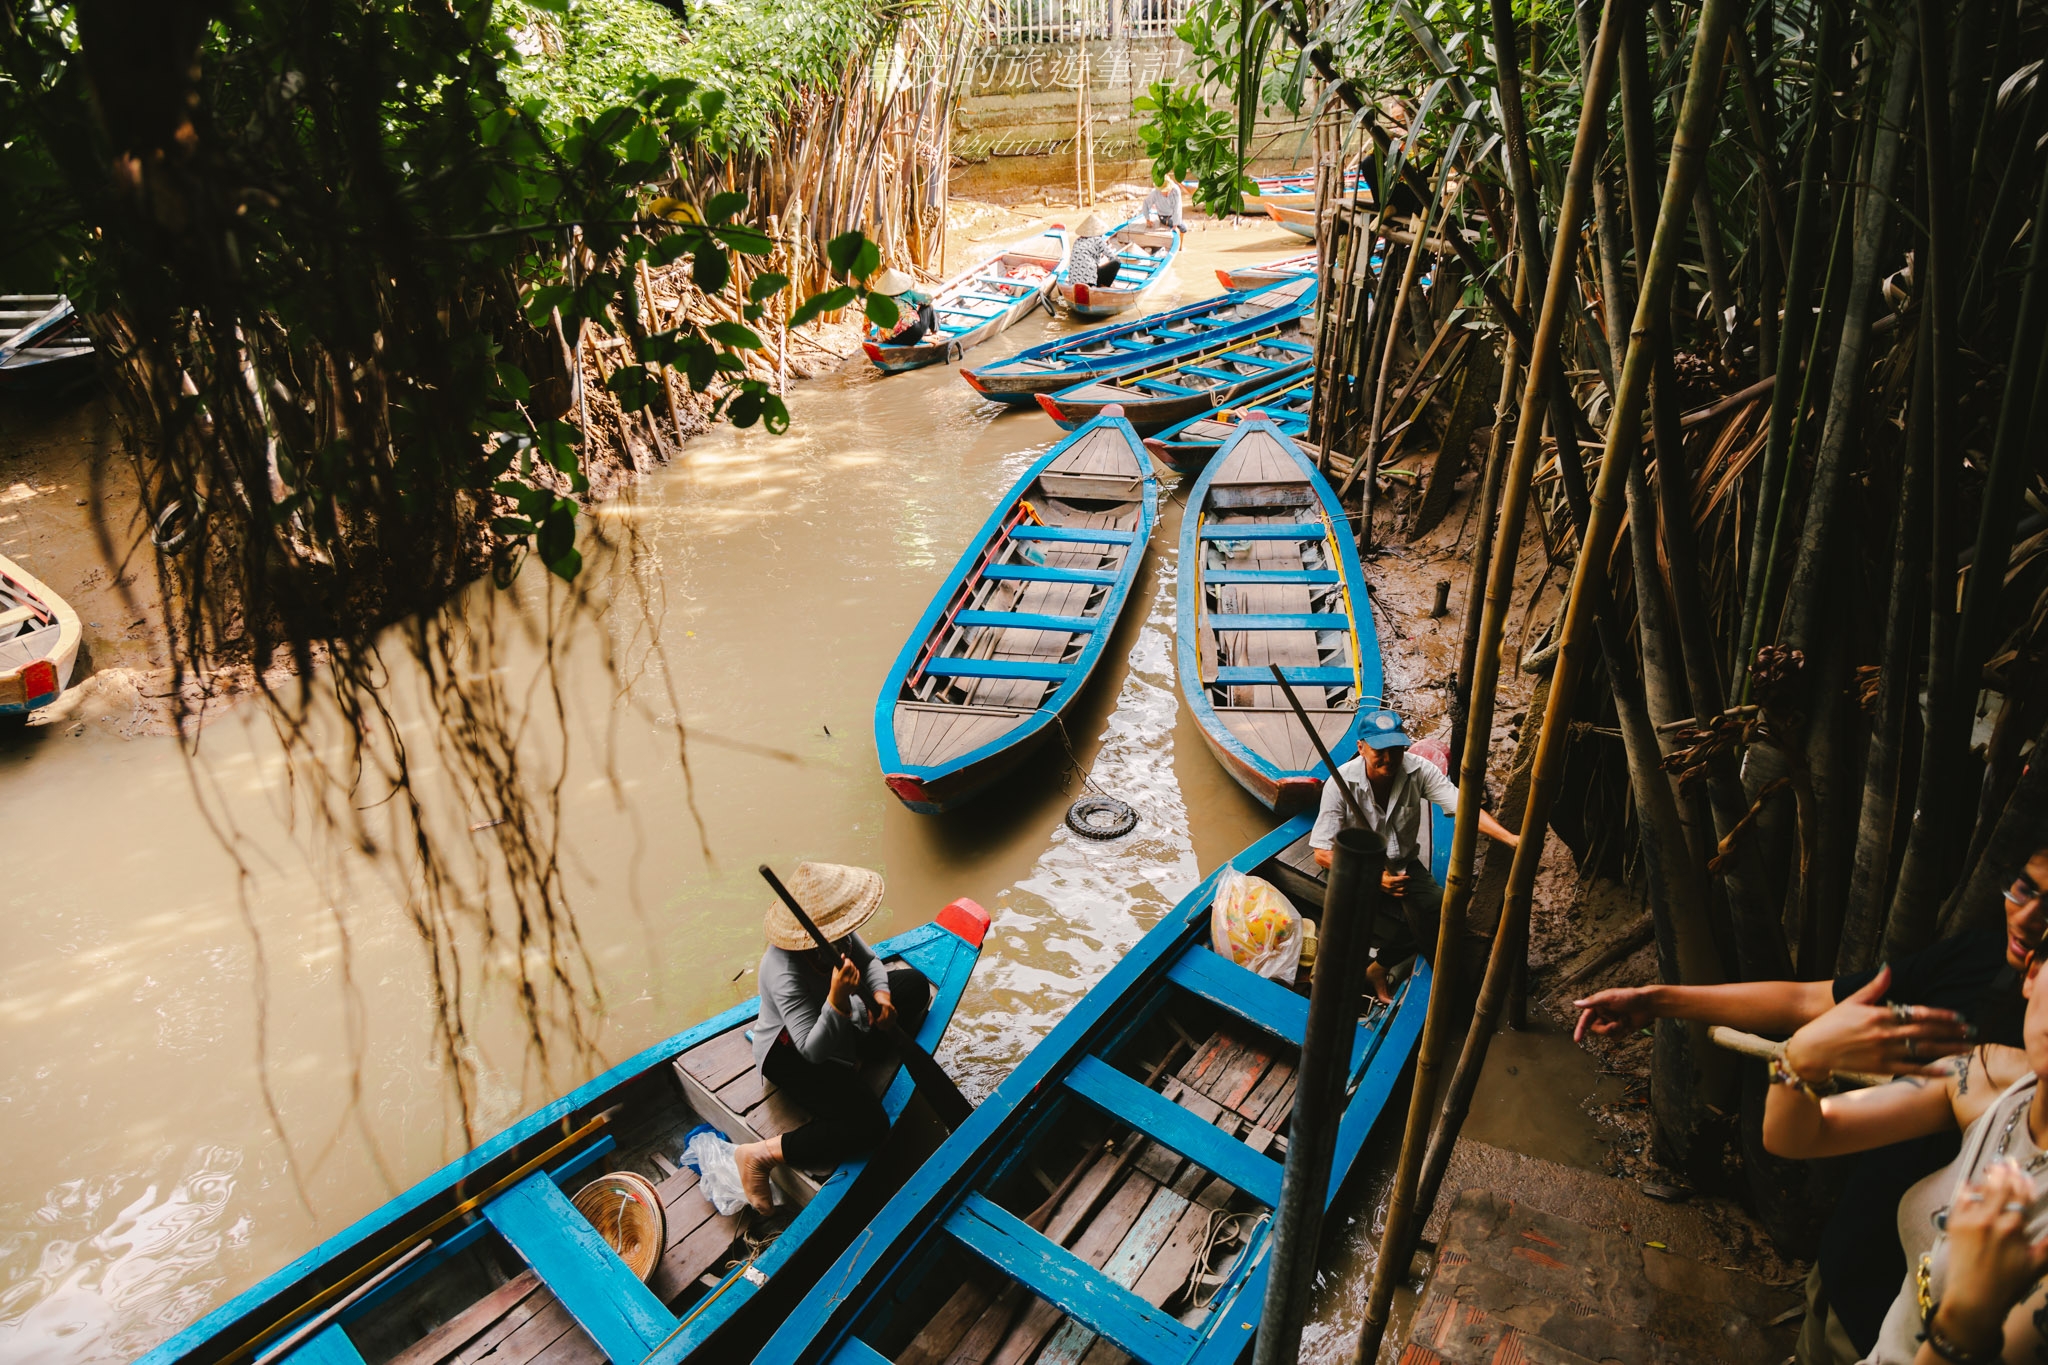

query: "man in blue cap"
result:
(1310, 707), (1520, 1000)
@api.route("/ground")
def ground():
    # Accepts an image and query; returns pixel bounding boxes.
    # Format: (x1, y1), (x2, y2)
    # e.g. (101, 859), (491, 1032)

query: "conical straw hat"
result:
(765, 861), (885, 951)
(871, 267), (917, 296)
(1075, 213), (1108, 237)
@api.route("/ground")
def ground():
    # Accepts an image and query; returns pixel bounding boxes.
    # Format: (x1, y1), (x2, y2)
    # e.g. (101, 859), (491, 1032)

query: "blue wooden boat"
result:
(1142, 371), (1314, 476)
(1056, 219), (1180, 319)
(1036, 327), (1312, 436)
(755, 811), (1443, 1365)
(960, 276), (1314, 406)
(864, 229), (1067, 374)
(134, 907), (993, 1365)
(876, 414), (1157, 813)
(1177, 420), (1380, 812)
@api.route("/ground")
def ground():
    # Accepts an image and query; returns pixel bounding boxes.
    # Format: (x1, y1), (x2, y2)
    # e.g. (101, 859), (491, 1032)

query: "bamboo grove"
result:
(1164, 0), (2048, 1276)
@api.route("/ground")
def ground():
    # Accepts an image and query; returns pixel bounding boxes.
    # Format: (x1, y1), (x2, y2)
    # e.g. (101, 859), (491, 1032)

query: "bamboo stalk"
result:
(1351, 1), (1628, 1356)
(1387, 0), (1743, 1315)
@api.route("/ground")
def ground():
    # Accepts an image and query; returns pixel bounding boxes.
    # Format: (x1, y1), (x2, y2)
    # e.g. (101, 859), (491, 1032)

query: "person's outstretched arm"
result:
(1573, 978), (1836, 1039)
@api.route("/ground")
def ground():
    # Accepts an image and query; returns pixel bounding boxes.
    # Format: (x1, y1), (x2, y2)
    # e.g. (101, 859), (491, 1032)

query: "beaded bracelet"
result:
(1768, 1054), (1830, 1102)
(1920, 1303), (2003, 1365)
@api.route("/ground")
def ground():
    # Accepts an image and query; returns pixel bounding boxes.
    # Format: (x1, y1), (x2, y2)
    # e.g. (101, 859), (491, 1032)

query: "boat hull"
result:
(1055, 221), (1180, 319)
(1176, 420), (1380, 810)
(1214, 252), (1319, 291)
(865, 232), (1066, 374)
(0, 553), (80, 715)
(1035, 324), (1313, 434)
(875, 415), (1157, 813)
(755, 814), (1441, 1365)
(1039, 367), (1305, 435)
(1266, 203), (1321, 239)
(962, 275), (1315, 402)
(135, 913), (993, 1365)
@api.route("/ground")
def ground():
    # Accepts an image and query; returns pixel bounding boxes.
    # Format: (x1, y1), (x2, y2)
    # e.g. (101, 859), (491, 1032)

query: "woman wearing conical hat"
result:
(1067, 213), (1121, 289)
(733, 861), (932, 1213)
(868, 266), (937, 349)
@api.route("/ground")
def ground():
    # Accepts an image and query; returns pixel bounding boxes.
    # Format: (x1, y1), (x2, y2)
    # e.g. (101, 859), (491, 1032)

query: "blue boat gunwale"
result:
(865, 228), (1068, 374)
(1148, 370), (1315, 454)
(136, 916), (984, 1365)
(873, 415), (1158, 798)
(1042, 331), (1313, 414)
(966, 270), (1318, 388)
(1174, 420), (1384, 798)
(757, 810), (1446, 1365)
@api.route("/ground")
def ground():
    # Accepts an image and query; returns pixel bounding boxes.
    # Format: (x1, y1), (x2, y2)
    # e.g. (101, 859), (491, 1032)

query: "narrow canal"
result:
(0, 218), (1616, 1365)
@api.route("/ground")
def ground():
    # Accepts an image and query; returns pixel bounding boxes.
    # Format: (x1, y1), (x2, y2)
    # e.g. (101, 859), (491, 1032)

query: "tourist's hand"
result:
(1381, 867), (1411, 897)
(826, 956), (861, 1017)
(871, 990), (896, 1031)
(1573, 986), (1660, 1041)
(1781, 967), (1973, 1081)
(1933, 1160), (2048, 1355)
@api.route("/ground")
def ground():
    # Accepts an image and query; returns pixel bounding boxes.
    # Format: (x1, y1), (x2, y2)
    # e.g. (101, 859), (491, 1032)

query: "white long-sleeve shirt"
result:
(1308, 751), (1459, 863)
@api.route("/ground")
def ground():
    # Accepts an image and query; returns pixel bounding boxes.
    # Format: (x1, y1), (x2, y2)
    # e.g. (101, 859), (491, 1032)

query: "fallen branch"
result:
(1707, 1026), (1888, 1089)
(1706, 776), (1794, 873)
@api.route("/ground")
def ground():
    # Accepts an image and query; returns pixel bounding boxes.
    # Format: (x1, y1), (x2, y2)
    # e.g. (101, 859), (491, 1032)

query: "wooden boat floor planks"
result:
(134, 910), (994, 1365)
(876, 415), (1157, 813)
(865, 231), (1068, 374)
(1142, 373), (1314, 477)
(1036, 326), (1312, 436)
(1056, 221), (1180, 319)
(1175, 421), (1381, 812)
(754, 812), (1445, 1365)
(960, 277), (1313, 406)
(0, 552), (81, 715)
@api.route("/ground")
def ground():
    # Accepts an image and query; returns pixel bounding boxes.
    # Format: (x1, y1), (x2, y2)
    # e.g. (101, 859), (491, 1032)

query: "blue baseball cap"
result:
(1359, 708), (1411, 750)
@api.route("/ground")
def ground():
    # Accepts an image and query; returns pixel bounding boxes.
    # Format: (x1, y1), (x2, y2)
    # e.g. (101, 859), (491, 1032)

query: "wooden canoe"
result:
(0, 552), (80, 715)
(134, 909), (992, 1365)
(754, 811), (1440, 1365)
(1143, 371), (1314, 476)
(1056, 220), (1180, 319)
(864, 230), (1067, 374)
(1241, 172), (1364, 218)
(1036, 327), (1312, 435)
(962, 276), (1314, 405)
(1213, 251), (1318, 291)
(877, 414), (1157, 813)
(0, 295), (94, 391)
(1264, 204), (1322, 240)
(1176, 420), (1380, 812)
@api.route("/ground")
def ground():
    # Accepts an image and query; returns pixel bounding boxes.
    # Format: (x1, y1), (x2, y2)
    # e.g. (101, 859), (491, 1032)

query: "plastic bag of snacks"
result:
(1209, 867), (1303, 984)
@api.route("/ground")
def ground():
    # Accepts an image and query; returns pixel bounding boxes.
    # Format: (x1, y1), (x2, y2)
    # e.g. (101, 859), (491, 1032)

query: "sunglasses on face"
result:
(2008, 878), (2045, 912)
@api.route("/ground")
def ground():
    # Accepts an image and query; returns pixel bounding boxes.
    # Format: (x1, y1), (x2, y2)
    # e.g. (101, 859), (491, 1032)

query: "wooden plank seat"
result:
(1211, 665), (1354, 686)
(1203, 568), (1340, 585)
(886, 1009), (1310, 1365)
(1203, 613), (1350, 631)
(923, 659), (1076, 682)
(1164, 951), (1309, 1048)
(941, 1194), (1202, 1365)
(1035, 473), (1145, 501)
(952, 611), (1100, 633)
(1198, 523), (1327, 540)
(980, 564), (1118, 586)
(286, 1324), (368, 1365)
(481, 1175), (676, 1364)
(1062, 1058), (1285, 1208)
(1008, 526), (1142, 544)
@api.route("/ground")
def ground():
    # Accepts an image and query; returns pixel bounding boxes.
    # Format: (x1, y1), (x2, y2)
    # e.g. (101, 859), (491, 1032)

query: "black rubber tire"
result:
(1065, 795), (1137, 840)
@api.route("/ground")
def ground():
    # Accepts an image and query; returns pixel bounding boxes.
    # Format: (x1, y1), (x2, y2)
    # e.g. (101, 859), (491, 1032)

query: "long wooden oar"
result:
(1267, 662), (1370, 827)
(758, 865), (975, 1130)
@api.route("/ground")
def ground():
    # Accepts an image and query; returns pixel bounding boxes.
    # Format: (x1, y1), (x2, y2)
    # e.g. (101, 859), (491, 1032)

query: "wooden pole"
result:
(1351, 0), (1628, 1354)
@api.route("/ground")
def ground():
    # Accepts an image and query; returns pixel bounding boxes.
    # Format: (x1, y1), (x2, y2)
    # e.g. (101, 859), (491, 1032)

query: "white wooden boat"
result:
(0, 552), (80, 715)
(864, 230), (1068, 373)
(1055, 220), (1180, 319)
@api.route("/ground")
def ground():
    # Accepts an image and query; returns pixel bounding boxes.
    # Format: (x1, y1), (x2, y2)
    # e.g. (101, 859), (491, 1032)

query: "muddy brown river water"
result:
(0, 218), (1620, 1365)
